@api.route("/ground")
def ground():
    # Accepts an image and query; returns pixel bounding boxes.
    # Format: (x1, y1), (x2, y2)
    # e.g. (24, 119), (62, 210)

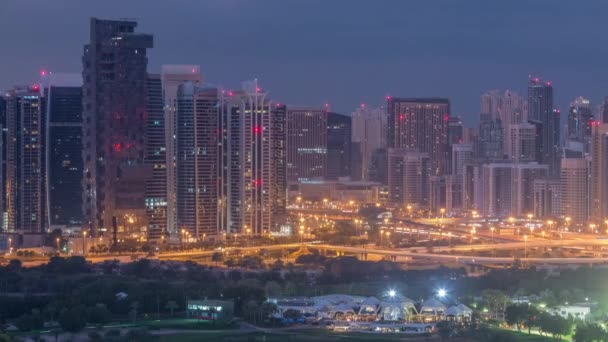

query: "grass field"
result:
(157, 329), (442, 342)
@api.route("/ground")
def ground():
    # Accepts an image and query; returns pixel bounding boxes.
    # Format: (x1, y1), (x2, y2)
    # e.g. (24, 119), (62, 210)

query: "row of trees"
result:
(505, 304), (572, 339)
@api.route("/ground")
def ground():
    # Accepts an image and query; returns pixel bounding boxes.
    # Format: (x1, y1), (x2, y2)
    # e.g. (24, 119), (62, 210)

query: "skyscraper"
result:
(481, 162), (548, 217)
(351, 105), (387, 180)
(387, 148), (431, 206)
(448, 116), (464, 145)
(270, 104), (287, 221)
(5, 86), (45, 233)
(452, 143), (474, 176)
(286, 106), (327, 182)
(480, 90), (526, 126)
(0, 96), (5, 229)
(41, 73), (83, 228)
(326, 112), (351, 180)
(560, 158), (590, 222)
(528, 77), (559, 176)
(144, 74), (166, 241)
(176, 83), (218, 238)
(600, 97), (608, 124)
(506, 123), (536, 162)
(591, 123), (608, 221)
(161, 65), (202, 241)
(478, 119), (504, 162)
(220, 80), (277, 235)
(82, 18), (153, 236)
(567, 96), (593, 151)
(387, 98), (449, 175)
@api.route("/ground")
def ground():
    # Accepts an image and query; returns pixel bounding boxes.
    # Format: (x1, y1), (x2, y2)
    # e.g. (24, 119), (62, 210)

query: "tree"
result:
(211, 252), (223, 266)
(573, 322), (607, 342)
(505, 304), (527, 331)
(129, 302), (139, 323)
(282, 309), (301, 320)
(242, 300), (259, 323)
(59, 307), (87, 334)
(16, 310), (44, 332)
(165, 300), (178, 317)
(537, 312), (572, 340)
(436, 320), (454, 340)
(523, 305), (540, 335)
(260, 302), (278, 320)
(7, 259), (21, 272)
(481, 289), (509, 320)
(87, 303), (110, 326)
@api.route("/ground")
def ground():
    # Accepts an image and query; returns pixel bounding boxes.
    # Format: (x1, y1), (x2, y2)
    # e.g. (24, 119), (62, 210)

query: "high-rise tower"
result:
(528, 77), (559, 176)
(176, 83), (219, 238)
(5, 86), (45, 233)
(286, 106), (327, 182)
(387, 98), (449, 175)
(160, 65), (202, 241)
(41, 73), (83, 229)
(82, 18), (153, 236)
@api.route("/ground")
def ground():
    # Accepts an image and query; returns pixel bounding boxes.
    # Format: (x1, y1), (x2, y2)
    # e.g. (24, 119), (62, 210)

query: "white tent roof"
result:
(421, 298), (447, 310)
(360, 296), (381, 306)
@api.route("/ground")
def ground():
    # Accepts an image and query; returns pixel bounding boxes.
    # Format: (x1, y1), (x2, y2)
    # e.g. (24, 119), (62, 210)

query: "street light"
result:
(524, 235), (528, 260)
(56, 237), (60, 252)
(590, 223), (597, 234)
(490, 227), (495, 243)
(437, 288), (447, 299)
(83, 230), (87, 256)
(565, 217), (571, 231)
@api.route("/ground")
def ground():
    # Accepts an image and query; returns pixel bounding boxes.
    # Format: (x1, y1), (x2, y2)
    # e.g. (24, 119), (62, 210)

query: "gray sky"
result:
(2, 0), (608, 123)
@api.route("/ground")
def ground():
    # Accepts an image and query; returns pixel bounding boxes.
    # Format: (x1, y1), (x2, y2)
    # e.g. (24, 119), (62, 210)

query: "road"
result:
(7, 237), (608, 267)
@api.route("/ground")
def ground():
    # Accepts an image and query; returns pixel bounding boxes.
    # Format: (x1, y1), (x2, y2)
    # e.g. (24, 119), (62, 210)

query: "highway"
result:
(155, 239), (608, 265)
(8, 238), (608, 267)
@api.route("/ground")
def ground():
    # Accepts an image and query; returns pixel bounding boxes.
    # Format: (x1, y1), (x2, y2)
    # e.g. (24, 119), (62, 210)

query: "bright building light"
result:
(437, 288), (447, 298)
(388, 290), (396, 297)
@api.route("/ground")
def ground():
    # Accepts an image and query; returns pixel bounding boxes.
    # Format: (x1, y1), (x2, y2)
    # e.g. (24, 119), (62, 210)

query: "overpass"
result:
(155, 239), (608, 266)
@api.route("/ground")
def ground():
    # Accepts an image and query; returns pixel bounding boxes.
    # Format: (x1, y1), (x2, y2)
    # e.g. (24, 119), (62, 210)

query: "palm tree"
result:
(211, 252), (224, 266)
(165, 301), (178, 317)
(129, 302), (139, 323)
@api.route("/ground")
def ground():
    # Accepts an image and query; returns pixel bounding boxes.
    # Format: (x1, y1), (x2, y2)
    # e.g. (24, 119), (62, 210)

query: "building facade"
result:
(506, 123), (537, 162)
(567, 96), (593, 152)
(528, 77), (559, 176)
(5, 86), (45, 232)
(176, 83), (219, 238)
(144, 74), (167, 241)
(161, 65), (202, 240)
(286, 106), (327, 182)
(591, 123), (608, 221)
(219, 80), (278, 235)
(326, 112), (351, 180)
(41, 73), (83, 229)
(560, 158), (590, 222)
(387, 148), (431, 206)
(387, 98), (449, 176)
(481, 162), (548, 218)
(82, 18), (153, 236)
(351, 105), (387, 180)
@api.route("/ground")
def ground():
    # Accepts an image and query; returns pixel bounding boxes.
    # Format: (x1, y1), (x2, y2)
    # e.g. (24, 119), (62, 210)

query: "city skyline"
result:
(3, 1), (608, 119)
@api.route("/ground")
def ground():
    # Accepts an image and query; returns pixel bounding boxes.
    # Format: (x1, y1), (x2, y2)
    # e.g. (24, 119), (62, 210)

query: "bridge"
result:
(156, 238), (608, 266)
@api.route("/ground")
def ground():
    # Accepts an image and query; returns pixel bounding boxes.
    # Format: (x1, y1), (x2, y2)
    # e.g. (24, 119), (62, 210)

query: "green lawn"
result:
(496, 328), (570, 342)
(157, 329), (437, 342)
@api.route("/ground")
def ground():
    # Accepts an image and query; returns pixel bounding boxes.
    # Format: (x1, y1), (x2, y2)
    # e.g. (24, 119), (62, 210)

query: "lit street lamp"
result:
(83, 230), (87, 256)
(56, 237), (60, 253)
(490, 227), (495, 243)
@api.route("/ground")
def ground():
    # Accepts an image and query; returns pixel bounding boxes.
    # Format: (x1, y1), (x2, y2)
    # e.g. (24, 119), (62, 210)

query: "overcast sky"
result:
(2, 0), (608, 123)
